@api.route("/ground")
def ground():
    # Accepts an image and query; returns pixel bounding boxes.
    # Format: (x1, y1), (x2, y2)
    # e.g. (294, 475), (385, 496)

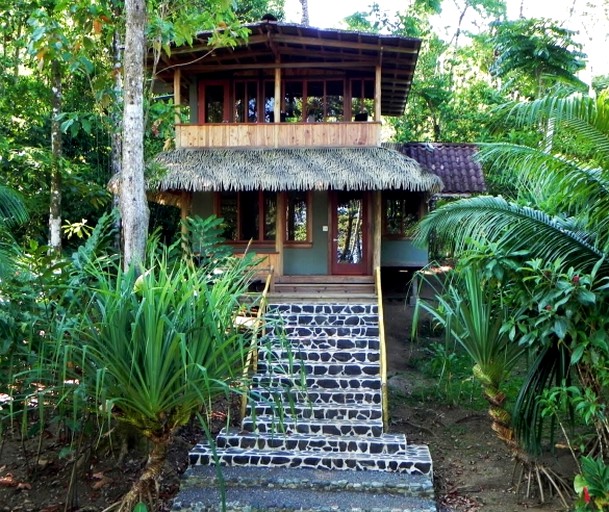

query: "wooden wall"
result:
(175, 122), (381, 148)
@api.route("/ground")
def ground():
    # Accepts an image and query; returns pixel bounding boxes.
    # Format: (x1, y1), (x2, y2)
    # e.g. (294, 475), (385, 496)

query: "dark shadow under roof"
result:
(383, 143), (486, 194)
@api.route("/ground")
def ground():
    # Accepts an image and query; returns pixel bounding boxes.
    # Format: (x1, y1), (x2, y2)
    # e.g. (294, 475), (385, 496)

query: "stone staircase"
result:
(172, 302), (435, 512)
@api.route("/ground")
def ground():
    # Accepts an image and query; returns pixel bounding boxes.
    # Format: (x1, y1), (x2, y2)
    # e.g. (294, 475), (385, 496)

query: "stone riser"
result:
(260, 348), (380, 364)
(266, 326), (380, 338)
(261, 335), (380, 351)
(268, 314), (379, 328)
(241, 417), (383, 437)
(252, 376), (382, 391)
(256, 362), (380, 377)
(190, 448), (433, 476)
(215, 429), (407, 454)
(268, 304), (378, 315)
(250, 387), (382, 406)
(248, 404), (382, 421)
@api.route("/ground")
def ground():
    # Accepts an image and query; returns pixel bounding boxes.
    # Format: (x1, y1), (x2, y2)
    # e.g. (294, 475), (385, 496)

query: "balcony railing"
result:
(175, 122), (381, 149)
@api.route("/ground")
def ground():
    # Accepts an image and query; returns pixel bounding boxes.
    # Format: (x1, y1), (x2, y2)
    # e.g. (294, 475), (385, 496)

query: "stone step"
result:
(266, 312), (379, 328)
(172, 466), (436, 511)
(261, 335), (380, 351)
(247, 402), (382, 421)
(259, 347), (381, 365)
(266, 325), (380, 338)
(189, 443), (433, 476)
(256, 361), (380, 378)
(241, 415), (384, 437)
(214, 428), (407, 454)
(252, 375), (381, 391)
(267, 304), (378, 316)
(250, 386), (382, 406)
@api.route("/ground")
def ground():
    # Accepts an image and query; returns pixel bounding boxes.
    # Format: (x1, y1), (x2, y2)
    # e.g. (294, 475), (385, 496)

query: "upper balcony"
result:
(175, 122), (382, 149)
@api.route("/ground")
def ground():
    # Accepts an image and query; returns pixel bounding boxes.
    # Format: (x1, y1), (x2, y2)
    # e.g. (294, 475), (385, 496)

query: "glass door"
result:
(330, 191), (368, 275)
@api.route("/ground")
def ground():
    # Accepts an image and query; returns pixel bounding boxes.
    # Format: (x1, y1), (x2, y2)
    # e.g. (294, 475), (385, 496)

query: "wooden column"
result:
(174, 69), (182, 117)
(274, 64), (281, 147)
(174, 69), (181, 146)
(372, 191), (382, 270)
(275, 192), (285, 276)
(374, 63), (382, 123)
(180, 191), (192, 228)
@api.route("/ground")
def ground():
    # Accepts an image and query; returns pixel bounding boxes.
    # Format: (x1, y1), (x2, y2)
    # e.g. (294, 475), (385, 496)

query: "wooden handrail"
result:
(240, 266), (274, 419)
(374, 266), (389, 430)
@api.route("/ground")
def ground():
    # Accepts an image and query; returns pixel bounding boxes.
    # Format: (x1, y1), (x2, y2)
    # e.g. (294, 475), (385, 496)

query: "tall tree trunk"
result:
(49, 59), (62, 256)
(299, 0), (309, 26)
(112, 28), (124, 249)
(120, 0), (149, 270)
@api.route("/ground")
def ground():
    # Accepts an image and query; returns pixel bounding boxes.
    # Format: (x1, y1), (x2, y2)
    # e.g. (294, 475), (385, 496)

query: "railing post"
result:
(375, 266), (389, 430)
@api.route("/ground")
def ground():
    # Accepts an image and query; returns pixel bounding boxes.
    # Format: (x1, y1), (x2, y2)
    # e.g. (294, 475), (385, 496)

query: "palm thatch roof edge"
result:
(148, 147), (444, 193)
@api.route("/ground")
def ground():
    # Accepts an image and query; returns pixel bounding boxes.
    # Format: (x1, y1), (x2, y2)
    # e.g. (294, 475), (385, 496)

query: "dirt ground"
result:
(0, 300), (574, 512)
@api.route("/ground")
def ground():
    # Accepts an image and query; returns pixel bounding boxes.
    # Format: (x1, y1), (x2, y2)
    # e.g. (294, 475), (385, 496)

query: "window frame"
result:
(381, 190), (424, 240)
(215, 191), (277, 244)
(284, 191), (312, 246)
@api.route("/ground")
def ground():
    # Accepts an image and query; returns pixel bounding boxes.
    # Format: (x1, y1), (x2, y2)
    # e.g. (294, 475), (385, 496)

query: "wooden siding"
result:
(175, 122), (381, 148)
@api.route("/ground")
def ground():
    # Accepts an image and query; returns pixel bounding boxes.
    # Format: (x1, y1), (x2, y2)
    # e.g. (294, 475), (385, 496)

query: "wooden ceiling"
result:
(155, 21), (422, 117)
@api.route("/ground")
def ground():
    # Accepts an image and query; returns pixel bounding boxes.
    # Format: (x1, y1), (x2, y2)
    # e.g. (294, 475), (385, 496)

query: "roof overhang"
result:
(154, 21), (422, 117)
(146, 147), (443, 194)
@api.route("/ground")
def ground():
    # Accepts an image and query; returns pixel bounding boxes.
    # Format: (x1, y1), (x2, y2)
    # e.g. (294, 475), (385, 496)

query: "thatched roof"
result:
(149, 147), (443, 193)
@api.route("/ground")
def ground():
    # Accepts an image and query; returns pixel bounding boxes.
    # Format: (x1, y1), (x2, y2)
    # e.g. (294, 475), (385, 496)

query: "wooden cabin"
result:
(150, 21), (447, 293)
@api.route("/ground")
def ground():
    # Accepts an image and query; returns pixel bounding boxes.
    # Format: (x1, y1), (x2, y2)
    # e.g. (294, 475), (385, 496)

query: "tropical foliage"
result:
(415, 90), (609, 502)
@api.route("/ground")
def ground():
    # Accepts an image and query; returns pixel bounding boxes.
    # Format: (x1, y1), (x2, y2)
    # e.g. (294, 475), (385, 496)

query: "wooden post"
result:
(180, 191), (192, 236)
(374, 63), (382, 124)
(174, 69), (181, 147)
(274, 64), (281, 147)
(372, 191), (382, 270)
(275, 192), (285, 276)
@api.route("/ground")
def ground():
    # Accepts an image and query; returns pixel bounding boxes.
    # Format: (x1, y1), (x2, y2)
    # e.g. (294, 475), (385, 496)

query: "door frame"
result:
(328, 190), (371, 275)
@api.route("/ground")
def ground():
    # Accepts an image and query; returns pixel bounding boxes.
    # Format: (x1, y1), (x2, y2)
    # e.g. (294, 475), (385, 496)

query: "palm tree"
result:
(418, 267), (525, 452)
(415, 90), (609, 497)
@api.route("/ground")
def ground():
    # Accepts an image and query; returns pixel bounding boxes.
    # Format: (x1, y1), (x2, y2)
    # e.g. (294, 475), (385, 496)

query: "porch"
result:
(269, 274), (376, 302)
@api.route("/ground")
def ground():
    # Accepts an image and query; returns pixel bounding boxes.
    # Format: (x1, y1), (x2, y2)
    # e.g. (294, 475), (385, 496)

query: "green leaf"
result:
(577, 289), (596, 305)
(571, 343), (585, 364)
(553, 318), (567, 339)
(132, 503), (148, 512)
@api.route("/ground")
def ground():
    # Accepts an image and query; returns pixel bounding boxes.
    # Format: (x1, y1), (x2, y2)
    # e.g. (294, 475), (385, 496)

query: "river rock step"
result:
(172, 466), (436, 512)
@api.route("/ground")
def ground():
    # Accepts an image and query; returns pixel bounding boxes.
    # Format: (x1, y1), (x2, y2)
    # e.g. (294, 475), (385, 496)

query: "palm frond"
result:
(513, 343), (572, 455)
(478, 143), (609, 249)
(0, 186), (28, 227)
(414, 196), (608, 274)
(499, 92), (597, 129)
